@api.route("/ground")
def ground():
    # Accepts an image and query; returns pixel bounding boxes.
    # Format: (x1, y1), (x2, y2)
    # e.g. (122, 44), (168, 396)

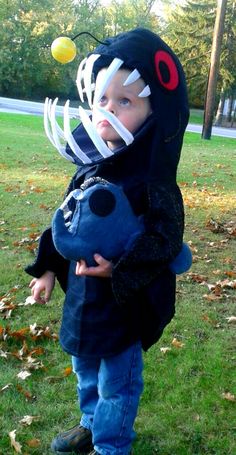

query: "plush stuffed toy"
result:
(52, 177), (192, 273)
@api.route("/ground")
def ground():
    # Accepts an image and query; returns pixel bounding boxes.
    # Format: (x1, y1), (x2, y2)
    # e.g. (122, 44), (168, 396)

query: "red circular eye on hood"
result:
(154, 50), (179, 90)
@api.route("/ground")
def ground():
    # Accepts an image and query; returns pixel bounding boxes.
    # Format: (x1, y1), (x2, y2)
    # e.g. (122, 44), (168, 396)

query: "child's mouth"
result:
(98, 119), (111, 127)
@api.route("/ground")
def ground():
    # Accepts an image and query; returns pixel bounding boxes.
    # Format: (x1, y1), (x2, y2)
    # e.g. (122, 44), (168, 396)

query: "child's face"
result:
(93, 69), (152, 150)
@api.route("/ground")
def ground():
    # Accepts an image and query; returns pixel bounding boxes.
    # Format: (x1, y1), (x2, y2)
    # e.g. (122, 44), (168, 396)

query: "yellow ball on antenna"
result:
(51, 37), (77, 64)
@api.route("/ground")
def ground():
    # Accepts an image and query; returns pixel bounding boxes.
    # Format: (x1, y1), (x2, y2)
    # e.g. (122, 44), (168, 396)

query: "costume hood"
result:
(44, 28), (189, 182)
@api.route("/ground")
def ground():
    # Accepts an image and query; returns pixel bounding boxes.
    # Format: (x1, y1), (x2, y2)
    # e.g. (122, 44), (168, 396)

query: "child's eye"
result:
(99, 96), (107, 105)
(119, 98), (130, 106)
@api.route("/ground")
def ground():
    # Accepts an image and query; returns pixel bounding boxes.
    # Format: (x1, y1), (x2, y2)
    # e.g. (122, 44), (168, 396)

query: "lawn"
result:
(0, 113), (235, 455)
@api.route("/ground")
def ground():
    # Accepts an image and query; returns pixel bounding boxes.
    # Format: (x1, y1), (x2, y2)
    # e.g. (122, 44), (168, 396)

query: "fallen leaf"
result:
(187, 273), (207, 283)
(20, 296), (37, 306)
(10, 328), (29, 340)
(19, 415), (40, 426)
(26, 438), (41, 448)
(9, 430), (22, 453)
(0, 348), (8, 358)
(0, 383), (13, 393)
(63, 366), (73, 377)
(160, 347), (171, 354)
(17, 370), (31, 380)
(222, 392), (236, 402)
(16, 384), (36, 401)
(226, 316), (236, 324)
(171, 338), (185, 348)
(203, 294), (222, 301)
(225, 271), (236, 278)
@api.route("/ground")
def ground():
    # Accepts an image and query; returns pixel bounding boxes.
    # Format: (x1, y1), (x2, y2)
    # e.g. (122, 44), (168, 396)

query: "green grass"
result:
(189, 109), (204, 125)
(0, 113), (236, 455)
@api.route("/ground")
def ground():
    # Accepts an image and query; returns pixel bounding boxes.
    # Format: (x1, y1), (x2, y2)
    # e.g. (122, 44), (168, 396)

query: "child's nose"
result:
(106, 99), (116, 115)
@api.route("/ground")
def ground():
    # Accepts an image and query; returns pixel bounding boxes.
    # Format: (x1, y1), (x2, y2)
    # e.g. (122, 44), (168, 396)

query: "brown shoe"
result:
(51, 424), (92, 453)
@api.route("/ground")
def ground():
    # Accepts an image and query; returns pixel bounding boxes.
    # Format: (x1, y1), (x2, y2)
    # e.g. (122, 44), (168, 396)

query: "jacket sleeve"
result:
(112, 181), (184, 305)
(24, 227), (69, 292)
(24, 168), (88, 291)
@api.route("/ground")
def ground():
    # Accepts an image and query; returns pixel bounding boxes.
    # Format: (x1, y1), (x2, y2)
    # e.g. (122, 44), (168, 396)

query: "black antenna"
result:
(72, 31), (107, 46)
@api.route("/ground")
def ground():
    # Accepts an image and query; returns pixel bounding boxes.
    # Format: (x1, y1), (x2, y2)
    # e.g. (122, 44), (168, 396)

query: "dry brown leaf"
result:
(171, 338), (185, 348)
(17, 370), (31, 380)
(203, 294), (222, 301)
(222, 392), (236, 402)
(187, 273), (207, 283)
(225, 271), (236, 278)
(20, 296), (37, 306)
(19, 415), (40, 426)
(0, 383), (13, 393)
(63, 366), (73, 377)
(9, 429), (22, 453)
(226, 316), (236, 324)
(10, 328), (29, 340)
(16, 384), (36, 401)
(160, 347), (172, 354)
(26, 438), (41, 448)
(0, 348), (8, 358)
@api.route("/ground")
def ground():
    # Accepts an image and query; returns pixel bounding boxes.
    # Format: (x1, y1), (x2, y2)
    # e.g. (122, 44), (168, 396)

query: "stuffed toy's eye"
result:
(89, 189), (116, 217)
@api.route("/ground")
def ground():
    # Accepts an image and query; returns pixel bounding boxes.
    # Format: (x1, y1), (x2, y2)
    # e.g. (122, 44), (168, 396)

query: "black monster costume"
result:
(25, 28), (189, 355)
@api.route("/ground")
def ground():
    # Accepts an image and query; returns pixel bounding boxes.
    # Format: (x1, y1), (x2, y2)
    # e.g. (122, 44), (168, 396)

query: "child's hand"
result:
(29, 271), (56, 304)
(75, 254), (113, 278)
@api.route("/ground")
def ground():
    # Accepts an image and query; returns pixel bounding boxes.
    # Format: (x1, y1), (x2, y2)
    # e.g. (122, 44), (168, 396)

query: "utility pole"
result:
(202, 0), (228, 139)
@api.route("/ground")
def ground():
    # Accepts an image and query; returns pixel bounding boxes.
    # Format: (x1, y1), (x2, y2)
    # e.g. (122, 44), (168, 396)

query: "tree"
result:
(0, 0), (102, 99)
(99, 0), (159, 36)
(214, 0), (236, 125)
(202, 0), (228, 139)
(161, 0), (216, 108)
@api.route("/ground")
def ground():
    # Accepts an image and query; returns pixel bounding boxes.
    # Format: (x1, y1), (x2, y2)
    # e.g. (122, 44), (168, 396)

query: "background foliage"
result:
(0, 0), (235, 107)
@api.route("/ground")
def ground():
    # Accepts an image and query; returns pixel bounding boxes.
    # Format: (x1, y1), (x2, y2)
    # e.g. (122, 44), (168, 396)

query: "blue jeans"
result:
(72, 341), (143, 455)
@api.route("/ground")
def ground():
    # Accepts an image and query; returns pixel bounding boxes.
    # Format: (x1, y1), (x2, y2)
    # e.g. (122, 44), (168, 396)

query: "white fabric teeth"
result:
(79, 106), (114, 158)
(64, 100), (92, 164)
(83, 54), (101, 107)
(94, 106), (134, 146)
(93, 57), (124, 105)
(44, 97), (93, 164)
(123, 69), (141, 86)
(44, 55), (151, 166)
(123, 69), (151, 97)
(44, 97), (75, 163)
(138, 85), (151, 97)
(76, 57), (87, 103)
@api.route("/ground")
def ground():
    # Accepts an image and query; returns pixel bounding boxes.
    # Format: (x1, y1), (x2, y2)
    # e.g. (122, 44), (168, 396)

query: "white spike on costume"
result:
(123, 69), (141, 86)
(50, 98), (75, 163)
(44, 97), (57, 148)
(94, 107), (134, 146)
(47, 98), (66, 140)
(79, 106), (114, 158)
(93, 57), (124, 105)
(138, 85), (151, 98)
(83, 54), (100, 108)
(64, 100), (92, 164)
(76, 57), (87, 103)
(44, 98), (70, 153)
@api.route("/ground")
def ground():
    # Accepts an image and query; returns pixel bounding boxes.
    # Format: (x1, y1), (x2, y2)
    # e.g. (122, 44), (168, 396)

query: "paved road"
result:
(1, 96), (236, 139)
(0, 96), (79, 117)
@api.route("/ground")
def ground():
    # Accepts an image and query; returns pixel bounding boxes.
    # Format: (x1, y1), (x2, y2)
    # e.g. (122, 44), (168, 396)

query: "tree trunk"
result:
(214, 89), (226, 126)
(202, 0), (228, 139)
(226, 93), (233, 122)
